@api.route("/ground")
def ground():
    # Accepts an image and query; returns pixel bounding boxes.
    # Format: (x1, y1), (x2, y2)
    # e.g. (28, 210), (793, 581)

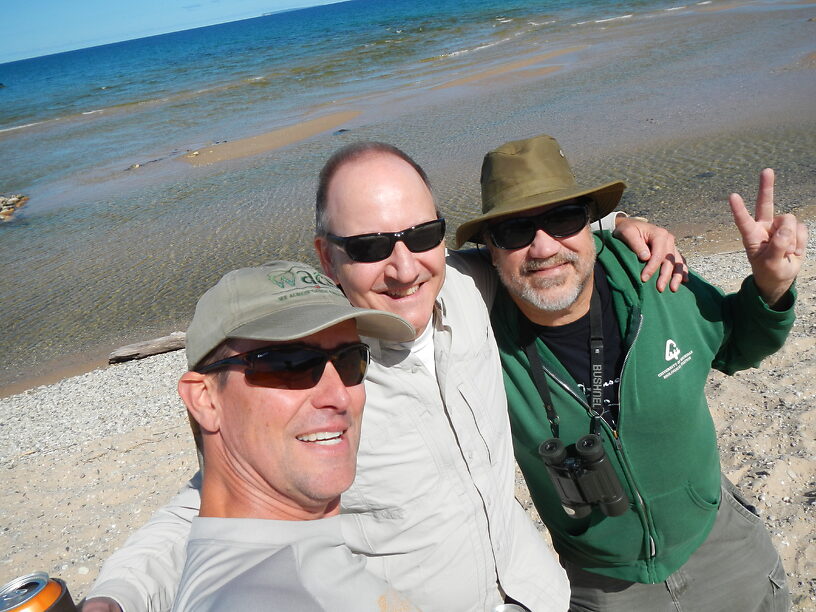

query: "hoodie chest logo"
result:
(665, 339), (681, 361)
(657, 338), (694, 380)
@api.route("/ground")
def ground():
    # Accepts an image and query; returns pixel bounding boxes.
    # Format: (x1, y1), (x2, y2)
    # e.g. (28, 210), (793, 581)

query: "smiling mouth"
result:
(296, 431), (344, 446)
(386, 284), (420, 299)
(527, 263), (566, 275)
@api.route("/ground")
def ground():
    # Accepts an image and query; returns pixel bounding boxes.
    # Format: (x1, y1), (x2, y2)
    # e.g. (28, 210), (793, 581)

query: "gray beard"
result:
(498, 243), (596, 313)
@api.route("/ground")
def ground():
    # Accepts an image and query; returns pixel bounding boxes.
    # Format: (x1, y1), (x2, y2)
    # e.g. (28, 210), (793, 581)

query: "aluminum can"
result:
(0, 572), (76, 612)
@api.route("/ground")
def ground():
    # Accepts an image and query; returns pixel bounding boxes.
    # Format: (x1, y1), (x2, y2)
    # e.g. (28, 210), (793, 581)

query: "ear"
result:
(178, 371), (221, 434)
(482, 232), (497, 266)
(314, 236), (339, 282)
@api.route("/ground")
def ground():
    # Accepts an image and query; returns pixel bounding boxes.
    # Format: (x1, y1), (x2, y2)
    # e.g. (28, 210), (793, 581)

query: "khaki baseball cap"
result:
(455, 134), (626, 248)
(185, 261), (415, 369)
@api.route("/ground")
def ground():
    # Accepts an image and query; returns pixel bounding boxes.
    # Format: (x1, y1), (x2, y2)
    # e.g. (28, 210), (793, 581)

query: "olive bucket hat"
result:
(454, 134), (626, 248)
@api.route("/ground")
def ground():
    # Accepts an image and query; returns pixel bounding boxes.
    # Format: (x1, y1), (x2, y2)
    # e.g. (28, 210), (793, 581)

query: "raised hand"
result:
(729, 168), (808, 308)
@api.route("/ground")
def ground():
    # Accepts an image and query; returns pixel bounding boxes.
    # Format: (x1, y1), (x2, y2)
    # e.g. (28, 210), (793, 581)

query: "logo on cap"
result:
(269, 265), (343, 301)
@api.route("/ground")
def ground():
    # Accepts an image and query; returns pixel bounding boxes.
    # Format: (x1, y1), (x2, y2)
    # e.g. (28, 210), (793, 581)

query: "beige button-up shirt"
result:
(342, 260), (568, 611)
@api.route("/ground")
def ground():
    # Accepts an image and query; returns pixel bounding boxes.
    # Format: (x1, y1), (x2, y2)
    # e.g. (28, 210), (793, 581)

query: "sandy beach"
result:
(1, 0), (814, 608)
(1, 223), (815, 609)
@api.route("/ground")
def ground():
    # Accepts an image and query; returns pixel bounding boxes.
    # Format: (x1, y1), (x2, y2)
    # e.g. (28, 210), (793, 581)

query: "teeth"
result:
(387, 285), (419, 298)
(297, 431), (343, 445)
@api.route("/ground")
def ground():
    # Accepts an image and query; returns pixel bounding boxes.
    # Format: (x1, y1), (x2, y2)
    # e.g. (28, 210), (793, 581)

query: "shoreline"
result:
(0, 222), (764, 399)
(2, 198), (815, 399)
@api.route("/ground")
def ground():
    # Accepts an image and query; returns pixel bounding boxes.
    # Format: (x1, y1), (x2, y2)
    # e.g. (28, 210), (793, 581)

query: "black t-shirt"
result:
(534, 264), (624, 427)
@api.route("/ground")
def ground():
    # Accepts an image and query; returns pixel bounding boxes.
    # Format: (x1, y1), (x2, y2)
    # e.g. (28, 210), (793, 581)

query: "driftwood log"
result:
(108, 331), (186, 363)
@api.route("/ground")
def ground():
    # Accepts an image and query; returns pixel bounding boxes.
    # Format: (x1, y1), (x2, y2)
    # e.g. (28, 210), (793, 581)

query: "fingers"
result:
(669, 254), (689, 292)
(795, 221), (808, 257)
(637, 227), (674, 282)
(654, 251), (688, 292)
(612, 217), (687, 290)
(765, 214), (800, 260)
(729, 192), (758, 248)
(612, 220), (651, 261)
(754, 168), (775, 224)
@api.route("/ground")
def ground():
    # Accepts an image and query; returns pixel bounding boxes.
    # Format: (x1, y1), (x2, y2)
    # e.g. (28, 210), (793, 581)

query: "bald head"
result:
(315, 141), (435, 236)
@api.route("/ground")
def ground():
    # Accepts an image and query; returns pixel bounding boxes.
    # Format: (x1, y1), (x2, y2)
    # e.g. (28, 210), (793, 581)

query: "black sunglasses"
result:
(196, 342), (370, 390)
(326, 218), (445, 263)
(488, 201), (590, 250)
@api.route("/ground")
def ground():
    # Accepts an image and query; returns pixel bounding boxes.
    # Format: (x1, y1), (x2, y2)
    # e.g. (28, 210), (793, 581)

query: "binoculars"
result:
(538, 434), (629, 519)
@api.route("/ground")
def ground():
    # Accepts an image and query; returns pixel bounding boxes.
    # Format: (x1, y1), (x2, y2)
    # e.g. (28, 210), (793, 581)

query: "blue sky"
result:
(0, 0), (339, 64)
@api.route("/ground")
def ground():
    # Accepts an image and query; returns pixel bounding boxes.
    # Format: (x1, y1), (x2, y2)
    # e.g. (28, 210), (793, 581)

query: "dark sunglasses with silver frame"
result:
(487, 198), (592, 250)
(326, 218), (446, 263)
(195, 342), (371, 390)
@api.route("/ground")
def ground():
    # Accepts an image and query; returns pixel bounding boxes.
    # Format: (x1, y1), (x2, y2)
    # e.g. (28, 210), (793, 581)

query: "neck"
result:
(515, 276), (594, 328)
(199, 446), (339, 521)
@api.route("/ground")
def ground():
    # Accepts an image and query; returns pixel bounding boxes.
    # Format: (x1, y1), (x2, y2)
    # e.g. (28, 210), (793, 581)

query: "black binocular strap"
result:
(522, 284), (605, 439)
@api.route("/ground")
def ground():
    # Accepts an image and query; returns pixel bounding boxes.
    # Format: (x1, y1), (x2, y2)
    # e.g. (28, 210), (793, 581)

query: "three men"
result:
(454, 134), (805, 610)
(169, 262), (418, 610)
(84, 141), (684, 612)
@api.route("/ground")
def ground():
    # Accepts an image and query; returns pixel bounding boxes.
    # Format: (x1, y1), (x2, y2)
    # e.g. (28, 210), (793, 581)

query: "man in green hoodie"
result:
(454, 134), (806, 611)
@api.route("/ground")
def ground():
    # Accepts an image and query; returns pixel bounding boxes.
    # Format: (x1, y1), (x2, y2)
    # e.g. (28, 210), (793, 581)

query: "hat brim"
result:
(229, 303), (416, 345)
(454, 180), (625, 249)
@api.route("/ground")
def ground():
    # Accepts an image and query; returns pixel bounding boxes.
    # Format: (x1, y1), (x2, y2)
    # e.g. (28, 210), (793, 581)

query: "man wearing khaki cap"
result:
(454, 134), (805, 610)
(166, 261), (418, 611)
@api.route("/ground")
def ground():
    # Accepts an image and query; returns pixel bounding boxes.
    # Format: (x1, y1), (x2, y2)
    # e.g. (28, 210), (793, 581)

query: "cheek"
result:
(338, 263), (382, 300)
(494, 250), (519, 277)
(419, 247), (446, 281)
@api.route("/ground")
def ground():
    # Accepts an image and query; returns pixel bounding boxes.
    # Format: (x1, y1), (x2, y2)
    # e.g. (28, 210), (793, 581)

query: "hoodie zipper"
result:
(537, 310), (658, 564)
(614, 310), (658, 562)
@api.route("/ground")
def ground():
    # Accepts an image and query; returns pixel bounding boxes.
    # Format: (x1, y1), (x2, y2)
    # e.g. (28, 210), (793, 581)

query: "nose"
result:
(527, 229), (562, 259)
(384, 239), (420, 284)
(312, 360), (353, 411)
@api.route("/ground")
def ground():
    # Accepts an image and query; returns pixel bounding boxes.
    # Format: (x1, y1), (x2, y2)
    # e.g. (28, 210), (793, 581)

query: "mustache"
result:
(521, 252), (579, 274)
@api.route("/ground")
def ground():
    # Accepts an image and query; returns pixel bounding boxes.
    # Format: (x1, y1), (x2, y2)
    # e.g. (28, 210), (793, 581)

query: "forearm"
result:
(714, 276), (796, 375)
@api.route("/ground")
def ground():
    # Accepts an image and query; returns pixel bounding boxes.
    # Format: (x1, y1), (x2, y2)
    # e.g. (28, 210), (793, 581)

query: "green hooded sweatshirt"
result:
(490, 233), (795, 583)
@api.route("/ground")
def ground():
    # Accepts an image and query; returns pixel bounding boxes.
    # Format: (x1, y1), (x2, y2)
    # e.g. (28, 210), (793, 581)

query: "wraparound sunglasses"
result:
(326, 218), (445, 263)
(195, 342), (370, 389)
(487, 201), (591, 250)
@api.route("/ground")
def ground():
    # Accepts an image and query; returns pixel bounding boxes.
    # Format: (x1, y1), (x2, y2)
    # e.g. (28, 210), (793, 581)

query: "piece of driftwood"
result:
(108, 331), (186, 363)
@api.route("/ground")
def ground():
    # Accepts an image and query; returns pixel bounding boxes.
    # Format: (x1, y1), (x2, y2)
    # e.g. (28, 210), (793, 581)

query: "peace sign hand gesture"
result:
(729, 168), (808, 308)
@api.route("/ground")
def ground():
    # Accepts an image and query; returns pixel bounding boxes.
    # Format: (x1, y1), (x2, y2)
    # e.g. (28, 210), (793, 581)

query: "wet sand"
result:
(430, 47), (583, 90)
(180, 110), (361, 166)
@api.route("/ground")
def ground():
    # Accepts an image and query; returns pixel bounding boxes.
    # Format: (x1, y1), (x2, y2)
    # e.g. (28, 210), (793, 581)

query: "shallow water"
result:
(1, 1), (814, 390)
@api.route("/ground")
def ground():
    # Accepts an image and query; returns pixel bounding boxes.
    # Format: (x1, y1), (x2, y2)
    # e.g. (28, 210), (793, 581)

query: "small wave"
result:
(665, 6), (687, 11)
(0, 120), (45, 134)
(697, 1), (712, 4)
(82, 109), (103, 115)
(595, 14), (633, 24)
(528, 20), (556, 27)
(425, 37), (510, 61)
(496, 18), (513, 24)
